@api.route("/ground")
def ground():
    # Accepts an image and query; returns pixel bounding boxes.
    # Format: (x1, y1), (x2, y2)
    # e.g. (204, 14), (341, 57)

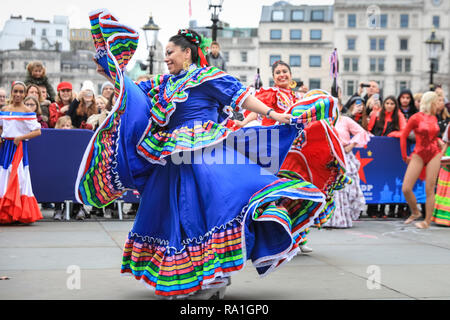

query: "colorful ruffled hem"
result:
(0, 141), (42, 224)
(432, 166), (450, 226)
(121, 178), (325, 297)
(0, 195), (42, 224)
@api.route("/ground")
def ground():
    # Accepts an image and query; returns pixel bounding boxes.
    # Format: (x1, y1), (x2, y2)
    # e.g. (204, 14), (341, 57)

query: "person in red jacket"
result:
(48, 82), (74, 128)
(368, 96), (406, 138)
(400, 91), (444, 229)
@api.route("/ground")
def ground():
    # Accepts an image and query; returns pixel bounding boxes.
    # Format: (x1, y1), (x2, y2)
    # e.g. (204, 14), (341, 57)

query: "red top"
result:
(400, 112), (440, 162)
(368, 110), (407, 138)
(48, 101), (67, 128)
(252, 87), (299, 126)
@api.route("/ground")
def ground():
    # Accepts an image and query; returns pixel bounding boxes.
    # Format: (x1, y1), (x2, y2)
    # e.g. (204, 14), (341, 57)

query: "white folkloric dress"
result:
(324, 115), (370, 228)
(0, 111), (42, 224)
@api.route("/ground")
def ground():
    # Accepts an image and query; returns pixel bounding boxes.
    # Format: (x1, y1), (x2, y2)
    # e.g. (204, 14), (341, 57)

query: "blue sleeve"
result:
(136, 74), (170, 96)
(202, 75), (251, 112)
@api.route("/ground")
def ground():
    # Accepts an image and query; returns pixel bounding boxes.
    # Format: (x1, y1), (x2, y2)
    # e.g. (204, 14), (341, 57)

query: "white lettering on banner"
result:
(360, 184), (374, 192)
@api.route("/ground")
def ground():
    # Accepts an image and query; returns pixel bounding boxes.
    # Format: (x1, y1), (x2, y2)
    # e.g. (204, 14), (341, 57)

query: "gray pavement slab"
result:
(0, 211), (449, 300)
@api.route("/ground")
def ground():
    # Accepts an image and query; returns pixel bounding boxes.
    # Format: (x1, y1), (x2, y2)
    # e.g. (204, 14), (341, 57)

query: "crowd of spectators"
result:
(0, 60), (136, 220)
(2, 58), (449, 221)
(340, 80), (449, 218)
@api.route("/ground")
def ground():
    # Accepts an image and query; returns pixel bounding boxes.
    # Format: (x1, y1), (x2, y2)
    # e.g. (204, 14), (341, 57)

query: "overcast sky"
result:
(1, 0), (334, 66)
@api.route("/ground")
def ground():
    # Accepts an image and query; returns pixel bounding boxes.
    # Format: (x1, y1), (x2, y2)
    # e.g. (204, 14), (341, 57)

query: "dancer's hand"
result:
(232, 120), (245, 128)
(270, 112), (292, 125)
(344, 143), (356, 153)
(93, 58), (113, 82)
(13, 137), (21, 146)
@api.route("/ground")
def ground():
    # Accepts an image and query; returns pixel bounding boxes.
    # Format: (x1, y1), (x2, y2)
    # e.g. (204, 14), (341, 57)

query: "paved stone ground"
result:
(0, 207), (449, 300)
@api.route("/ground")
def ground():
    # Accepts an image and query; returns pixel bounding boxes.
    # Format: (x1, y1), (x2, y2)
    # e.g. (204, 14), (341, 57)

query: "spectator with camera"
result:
(68, 80), (97, 130)
(345, 95), (369, 131)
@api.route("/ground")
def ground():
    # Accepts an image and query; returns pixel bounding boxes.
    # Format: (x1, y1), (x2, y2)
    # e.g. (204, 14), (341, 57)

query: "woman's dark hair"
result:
(168, 29), (202, 65)
(374, 95), (400, 134)
(271, 60), (291, 76)
(397, 89), (417, 114)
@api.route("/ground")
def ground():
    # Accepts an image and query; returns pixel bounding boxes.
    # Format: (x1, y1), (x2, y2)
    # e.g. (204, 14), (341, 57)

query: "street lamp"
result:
(142, 13), (160, 75)
(425, 27), (444, 91)
(208, 0), (224, 41)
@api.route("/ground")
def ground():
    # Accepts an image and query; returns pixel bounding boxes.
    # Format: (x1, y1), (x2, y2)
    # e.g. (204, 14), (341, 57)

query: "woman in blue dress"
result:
(76, 9), (338, 299)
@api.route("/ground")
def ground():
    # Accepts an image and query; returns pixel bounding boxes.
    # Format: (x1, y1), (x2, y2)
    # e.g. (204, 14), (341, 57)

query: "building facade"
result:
(0, 49), (107, 95)
(334, 0), (450, 100)
(258, 1), (335, 91)
(190, 20), (259, 86)
(0, 15), (70, 52)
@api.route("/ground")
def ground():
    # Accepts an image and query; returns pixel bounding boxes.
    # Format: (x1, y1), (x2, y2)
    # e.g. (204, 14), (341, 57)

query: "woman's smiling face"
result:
(273, 64), (292, 89)
(164, 42), (191, 75)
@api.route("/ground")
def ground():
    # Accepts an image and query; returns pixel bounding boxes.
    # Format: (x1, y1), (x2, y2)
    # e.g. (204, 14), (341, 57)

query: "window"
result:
(405, 58), (411, 72)
(31, 28), (36, 36)
(433, 16), (440, 28)
(62, 64), (71, 72)
(309, 55), (321, 67)
(400, 39), (408, 50)
(310, 29), (322, 40)
(396, 57), (412, 73)
(347, 38), (356, 50)
(378, 57), (385, 72)
(370, 37), (385, 51)
(378, 38), (385, 51)
(240, 51), (247, 62)
(311, 10), (324, 21)
(290, 29), (302, 40)
(272, 10), (284, 21)
(11, 61), (14, 70)
(270, 55), (281, 66)
(396, 58), (402, 73)
(289, 55), (301, 67)
(309, 78), (321, 89)
(370, 57), (385, 73)
(352, 58), (359, 72)
(343, 57), (358, 72)
(346, 80), (356, 96)
(223, 51), (229, 62)
(348, 14), (356, 28)
(380, 14), (388, 28)
(396, 81), (411, 94)
(42, 29), (47, 36)
(370, 38), (377, 51)
(56, 29), (63, 37)
(400, 14), (409, 28)
(240, 75), (247, 83)
(344, 58), (350, 72)
(270, 29), (282, 40)
(291, 10), (304, 21)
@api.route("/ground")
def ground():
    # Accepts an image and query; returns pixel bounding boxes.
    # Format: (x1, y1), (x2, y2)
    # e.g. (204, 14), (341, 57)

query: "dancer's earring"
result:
(183, 60), (190, 71)
(289, 80), (297, 89)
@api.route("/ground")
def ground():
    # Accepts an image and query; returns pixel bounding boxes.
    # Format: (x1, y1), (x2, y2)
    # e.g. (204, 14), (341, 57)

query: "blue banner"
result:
(28, 129), (139, 203)
(26, 129), (424, 204)
(353, 136), (425, 204)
